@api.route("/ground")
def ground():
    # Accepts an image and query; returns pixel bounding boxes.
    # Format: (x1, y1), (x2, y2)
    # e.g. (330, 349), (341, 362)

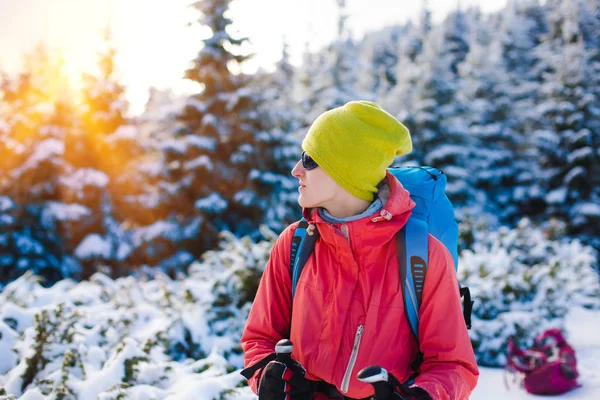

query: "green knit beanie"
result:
(302, 101), (412, 201)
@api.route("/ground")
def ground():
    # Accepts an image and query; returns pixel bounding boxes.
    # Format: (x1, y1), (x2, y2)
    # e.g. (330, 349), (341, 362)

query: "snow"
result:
(162, 138), (188, 154)
(1, 1), (600, 398)
(74, 234), (112, 259)
(0, 221), (598, 399)
(131, 218), (201, 247)
(108, 125), (140, 141)
(185, 155), (213, 171)
(573, 202), (600, 217)
(185, 135), (216, 152)
(195, 193), (228, 213)
(12, 138), (64, 176)
(59, 168), (109, 190)
(567, 147), (594, 164)
(42, 201), (91, 222)
(0, 321), (18, 374)
(545, 187), (567, 204)
(0, 267), (598, 399)
(0, 196), (16, 212)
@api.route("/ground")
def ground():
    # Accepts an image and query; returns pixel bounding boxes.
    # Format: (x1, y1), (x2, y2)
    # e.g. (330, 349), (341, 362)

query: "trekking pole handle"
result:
(275, 339), (293, 363)
(357, 365), (392, 399)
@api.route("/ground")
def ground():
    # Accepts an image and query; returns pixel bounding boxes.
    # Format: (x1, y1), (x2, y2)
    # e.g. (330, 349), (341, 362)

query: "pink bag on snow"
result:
(506, 328), (580, 395)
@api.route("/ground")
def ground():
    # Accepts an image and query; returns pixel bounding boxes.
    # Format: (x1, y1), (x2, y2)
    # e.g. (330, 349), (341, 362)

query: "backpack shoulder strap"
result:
(398, 217), (428, 384)
(398, 217), (429, 340)
(290, 218), (318, 298)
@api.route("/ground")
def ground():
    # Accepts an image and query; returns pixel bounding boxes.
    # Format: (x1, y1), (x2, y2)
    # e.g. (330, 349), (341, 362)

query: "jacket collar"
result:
(302, 171), (415, 246)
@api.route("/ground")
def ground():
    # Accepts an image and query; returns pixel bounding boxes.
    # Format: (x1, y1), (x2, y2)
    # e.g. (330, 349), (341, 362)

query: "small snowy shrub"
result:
(0, 270), (247, 399)
(188, 226), (276, 365)
(461, 218), (600, 366)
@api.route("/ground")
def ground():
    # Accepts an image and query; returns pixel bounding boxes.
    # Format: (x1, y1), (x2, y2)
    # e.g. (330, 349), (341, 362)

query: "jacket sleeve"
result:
(413, 235), (479, 400)
(240, 224), (295, 393)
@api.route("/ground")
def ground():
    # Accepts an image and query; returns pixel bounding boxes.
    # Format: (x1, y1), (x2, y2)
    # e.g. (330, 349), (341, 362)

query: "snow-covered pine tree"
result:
(302, 0), (365, 121)
(389, 9), (477, 212)
(80, 28), (128, 138)
(249, 40), (303, 232)
(172, 0), (293, 258)
(72, 27), (141, 277)
(293, 42), (321, 124)
(485, 1), (548, 225)
(411, 0), (433, 62)
(0, 44), (82, 285)
(456, 8), (529, 223)
(357, 25), (404, 99)
(532, 0), (600, 254)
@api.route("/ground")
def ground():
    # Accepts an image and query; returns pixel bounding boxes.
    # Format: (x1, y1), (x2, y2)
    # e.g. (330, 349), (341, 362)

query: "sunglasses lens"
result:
(301, 151), (318, 170)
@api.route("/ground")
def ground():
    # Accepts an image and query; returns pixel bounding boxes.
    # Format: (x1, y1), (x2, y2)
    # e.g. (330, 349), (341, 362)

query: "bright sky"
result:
(0, 0), (508, 115)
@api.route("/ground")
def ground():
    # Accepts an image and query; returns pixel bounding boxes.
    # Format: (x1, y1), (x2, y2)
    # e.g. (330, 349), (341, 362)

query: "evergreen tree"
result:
(389, 10), (476, 212)
(0, 44), (82, 285)
(250, 41), (304, 231)
(358, 26), (404, 98)
(173, 0), (292, 258)
(457, 9), (531, 223)
(57, 29), (142, 277)
(303, 0), (363, 120)
(532, 0), (600, 251)
(294, 42), (320, 123)
(80, 28), (128, 137)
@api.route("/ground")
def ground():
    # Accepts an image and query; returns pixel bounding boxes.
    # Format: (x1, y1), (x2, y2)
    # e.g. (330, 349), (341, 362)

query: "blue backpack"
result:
(290, 166), (473, 382)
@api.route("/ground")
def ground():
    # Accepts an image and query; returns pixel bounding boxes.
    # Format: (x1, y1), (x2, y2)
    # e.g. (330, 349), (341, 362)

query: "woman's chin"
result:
(298, 196), (316, 209)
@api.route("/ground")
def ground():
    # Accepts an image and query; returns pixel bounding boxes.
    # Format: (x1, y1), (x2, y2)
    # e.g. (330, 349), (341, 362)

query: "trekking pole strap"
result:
(240, 352), (277, 379)
(406, 350), (424, 385)
(460, 287), (473, 329)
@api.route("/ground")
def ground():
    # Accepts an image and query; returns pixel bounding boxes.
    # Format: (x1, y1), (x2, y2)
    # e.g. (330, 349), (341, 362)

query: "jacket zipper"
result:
(340, 224), (350, 243)
(341, 324), (364, 393)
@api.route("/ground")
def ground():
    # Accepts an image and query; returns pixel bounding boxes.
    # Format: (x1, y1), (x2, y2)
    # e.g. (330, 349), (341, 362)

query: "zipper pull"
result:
(371, 209), (392, 223)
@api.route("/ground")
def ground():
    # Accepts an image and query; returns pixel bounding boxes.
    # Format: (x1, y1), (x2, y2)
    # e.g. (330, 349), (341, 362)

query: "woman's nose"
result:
(291, 160), (304, 177)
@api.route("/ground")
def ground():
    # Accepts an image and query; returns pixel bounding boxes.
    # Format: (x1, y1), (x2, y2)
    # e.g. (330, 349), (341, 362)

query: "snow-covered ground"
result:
(0, 269), (598, 399)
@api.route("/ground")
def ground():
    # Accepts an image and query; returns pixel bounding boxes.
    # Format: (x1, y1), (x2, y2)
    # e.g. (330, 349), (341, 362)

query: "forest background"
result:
(0, 0), (599, 398)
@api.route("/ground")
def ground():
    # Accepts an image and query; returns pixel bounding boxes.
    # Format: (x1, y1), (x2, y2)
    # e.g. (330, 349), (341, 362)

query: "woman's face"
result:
(291, 156), (342, 210)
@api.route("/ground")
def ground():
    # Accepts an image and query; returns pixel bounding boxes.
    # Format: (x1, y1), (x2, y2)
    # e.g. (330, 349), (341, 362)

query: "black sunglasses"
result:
(301, 151), (319, 170)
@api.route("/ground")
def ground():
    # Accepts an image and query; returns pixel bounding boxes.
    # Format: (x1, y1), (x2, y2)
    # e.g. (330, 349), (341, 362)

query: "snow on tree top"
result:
(3, 137), (26, 154)
(161, 139), (187, 154)
(185, 155), (213, 171)
(28, 102), (55, 115)
(545, 187), (567, 204)
(74, 234), (112, 259)
(0, 120), (9, 133)
(567, 147), (594, 164)
(132, 218), (201, 247)
(13, 138), (64, 176)
(107, 125), (138, 141)
(573, 202), (600, 217)
(42, 202), (91, 222)
(195, 193), (228, 214)
(59, 168), (109, 190)
(0, 196), (16, 212)
(186, 134), (216, 151)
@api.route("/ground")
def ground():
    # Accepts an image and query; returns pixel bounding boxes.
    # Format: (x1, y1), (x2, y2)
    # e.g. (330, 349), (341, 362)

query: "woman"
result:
(241, 101), (478, 400)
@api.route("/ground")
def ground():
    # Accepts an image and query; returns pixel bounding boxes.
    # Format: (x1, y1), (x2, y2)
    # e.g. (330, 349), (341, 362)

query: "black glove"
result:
(258, 359), (313, 400)
(371, 372), (432, 400)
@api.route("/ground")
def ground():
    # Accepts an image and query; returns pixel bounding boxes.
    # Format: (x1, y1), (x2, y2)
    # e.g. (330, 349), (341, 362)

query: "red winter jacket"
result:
(241, 172), (479, 399)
